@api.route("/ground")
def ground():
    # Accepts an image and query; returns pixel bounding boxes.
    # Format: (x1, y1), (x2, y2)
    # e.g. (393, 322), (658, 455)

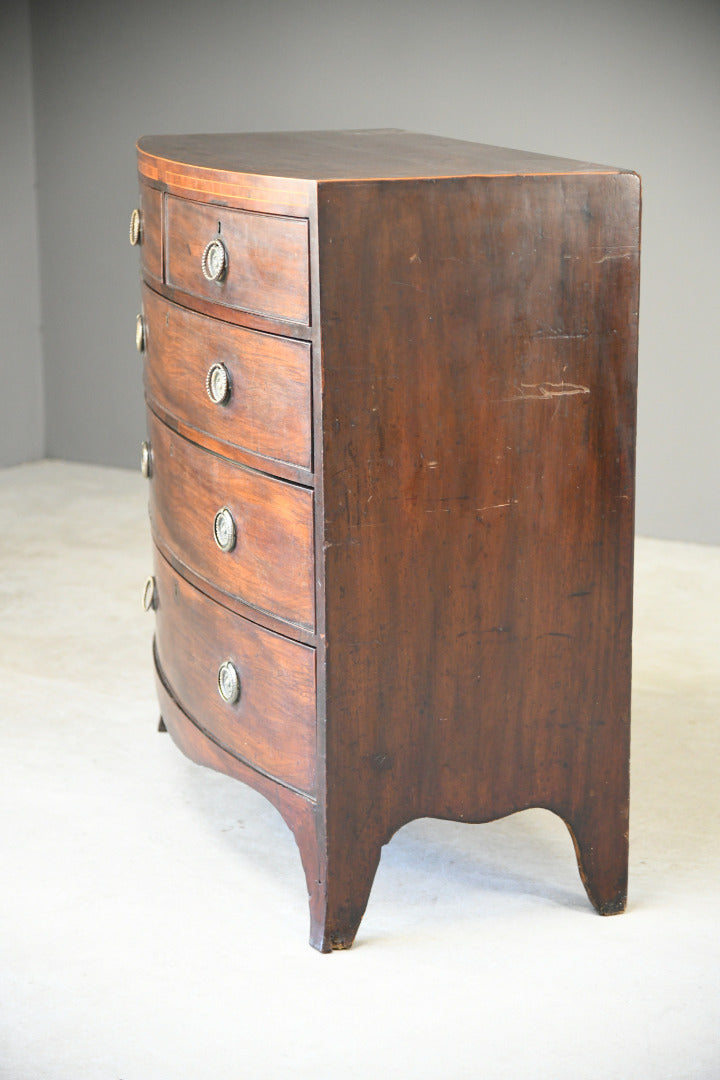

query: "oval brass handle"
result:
(142, 575), (157, 611)
(217, 659), (241, 704)
(201, 238), (227, 282)
(140, 440), (152, 478)
(213, 506), (236, 552)
(135, 313), (145, 353)
(206, 362), (231, 405)
(129, 208), (142, 246)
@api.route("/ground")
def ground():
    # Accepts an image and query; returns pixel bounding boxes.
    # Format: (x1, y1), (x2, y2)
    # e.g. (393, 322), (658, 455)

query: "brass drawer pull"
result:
(206, 362), (231, 405)
(213, 506), (237, 552)
(136, 313), (145, 352)
(201, 238), (227, 282)
(129, 207), (142, 246)
(140, 440), (152, 478)
(217, 659), (241, 704)
(142, 575), (157, 611)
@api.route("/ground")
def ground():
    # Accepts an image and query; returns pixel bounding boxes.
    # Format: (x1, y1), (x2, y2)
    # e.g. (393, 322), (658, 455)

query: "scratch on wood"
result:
(506, 381), (590, 401)
(530, 326), (589, 340)
(390, 279), (423, 291)
(476, 500), (514, 513)
(323, 538), (360, 549)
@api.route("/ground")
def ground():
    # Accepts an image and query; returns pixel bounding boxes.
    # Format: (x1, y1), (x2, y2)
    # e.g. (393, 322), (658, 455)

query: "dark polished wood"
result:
(138, 129), (617, 184)
(139, 183), (162, 282)
(142, 283), (312, 472)
(143, 280), (316, 345)
(316, 172), (639, 940)
(153, 548), (316, 794)
(136, 130), (640, 951)
(165, 194), (310, 324)
(147, 410), (315, 630)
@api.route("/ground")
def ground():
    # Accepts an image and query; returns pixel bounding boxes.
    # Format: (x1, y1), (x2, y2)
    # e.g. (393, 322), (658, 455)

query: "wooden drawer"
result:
(142, 284), (312, 471)
(153, 549), (316, 794)
(138, 183), (162, 281)
(165, 194), (310, 324)
(147, 411), (315, 629)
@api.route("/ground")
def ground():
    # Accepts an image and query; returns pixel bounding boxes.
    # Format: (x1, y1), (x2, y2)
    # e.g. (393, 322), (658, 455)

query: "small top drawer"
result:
(165, 195), (310, 324)
(142, 285), (312, 471)
(135, 184), (162, 281)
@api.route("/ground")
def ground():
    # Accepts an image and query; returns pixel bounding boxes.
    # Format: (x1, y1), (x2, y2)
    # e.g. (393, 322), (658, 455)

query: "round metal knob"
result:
(140, 440), (152, 478)
(142, 575), (157, 611)
(217, 659), (241, 704)
(206, 362), (231, 405)
(135, 313), (145, 353)
(129, 208), (142, 246)
(201, 238), (227, 282)
(213, 507), (236, 552)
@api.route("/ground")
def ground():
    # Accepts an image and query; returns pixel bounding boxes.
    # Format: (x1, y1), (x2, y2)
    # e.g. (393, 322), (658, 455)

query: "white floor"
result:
(1, 461), (718, 1080)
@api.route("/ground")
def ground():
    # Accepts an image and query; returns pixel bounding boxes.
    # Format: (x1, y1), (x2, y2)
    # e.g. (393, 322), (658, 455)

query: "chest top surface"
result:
(137, 129), (628, 184)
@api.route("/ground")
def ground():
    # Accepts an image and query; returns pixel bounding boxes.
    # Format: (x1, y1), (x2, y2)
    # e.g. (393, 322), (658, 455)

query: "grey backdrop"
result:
(1, 3), (43, 467)
(3, 0), (719, 542)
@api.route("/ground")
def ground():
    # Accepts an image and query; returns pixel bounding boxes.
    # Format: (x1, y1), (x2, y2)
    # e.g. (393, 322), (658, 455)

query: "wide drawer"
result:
(147, 411), (315, 629)
(142, 284), (312, 471)
(152, 548), (316, 794)
(165, 194), (310, 324)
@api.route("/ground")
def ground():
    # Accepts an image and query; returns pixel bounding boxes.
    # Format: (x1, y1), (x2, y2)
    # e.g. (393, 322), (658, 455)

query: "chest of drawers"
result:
(132, 130), (640, 951)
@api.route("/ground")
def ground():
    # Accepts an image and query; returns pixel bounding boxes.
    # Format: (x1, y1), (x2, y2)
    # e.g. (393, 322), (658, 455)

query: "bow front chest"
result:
(133, 130), (640, 950)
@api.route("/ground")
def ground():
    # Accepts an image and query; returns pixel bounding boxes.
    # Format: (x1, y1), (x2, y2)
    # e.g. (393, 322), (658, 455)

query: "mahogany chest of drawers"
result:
(132, 130), (640, 951)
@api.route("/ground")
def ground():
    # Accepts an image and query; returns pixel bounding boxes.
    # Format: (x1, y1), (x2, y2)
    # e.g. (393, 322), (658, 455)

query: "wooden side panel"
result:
(317, 172), (639, 912)
(153, 548), (317, 794)
(142, 284), (312, 470)
(165, 194), (310, 323)
(139, 183), (162, 282)
(147, 411), (315, 629)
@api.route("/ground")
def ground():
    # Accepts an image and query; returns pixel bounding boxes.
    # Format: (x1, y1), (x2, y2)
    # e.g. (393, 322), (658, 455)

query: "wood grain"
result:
(314, 170), (639, 943)
(138, 130), (619, 184)
(142, 283), (312, 471)
(139, 183), (162, 281)
(165, 194), (310, 323)
(153, 547), (317, 794)
(147, 410), (315, 629)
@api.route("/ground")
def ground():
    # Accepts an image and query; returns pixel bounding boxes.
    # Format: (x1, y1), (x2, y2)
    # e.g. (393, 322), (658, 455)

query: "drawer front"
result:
(148, 412), (315, 629)
(142, 284), (312, 470)
(139, 184), (162, 281)
(165, 194), (310, 324)
(153, 549), (316, 794)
